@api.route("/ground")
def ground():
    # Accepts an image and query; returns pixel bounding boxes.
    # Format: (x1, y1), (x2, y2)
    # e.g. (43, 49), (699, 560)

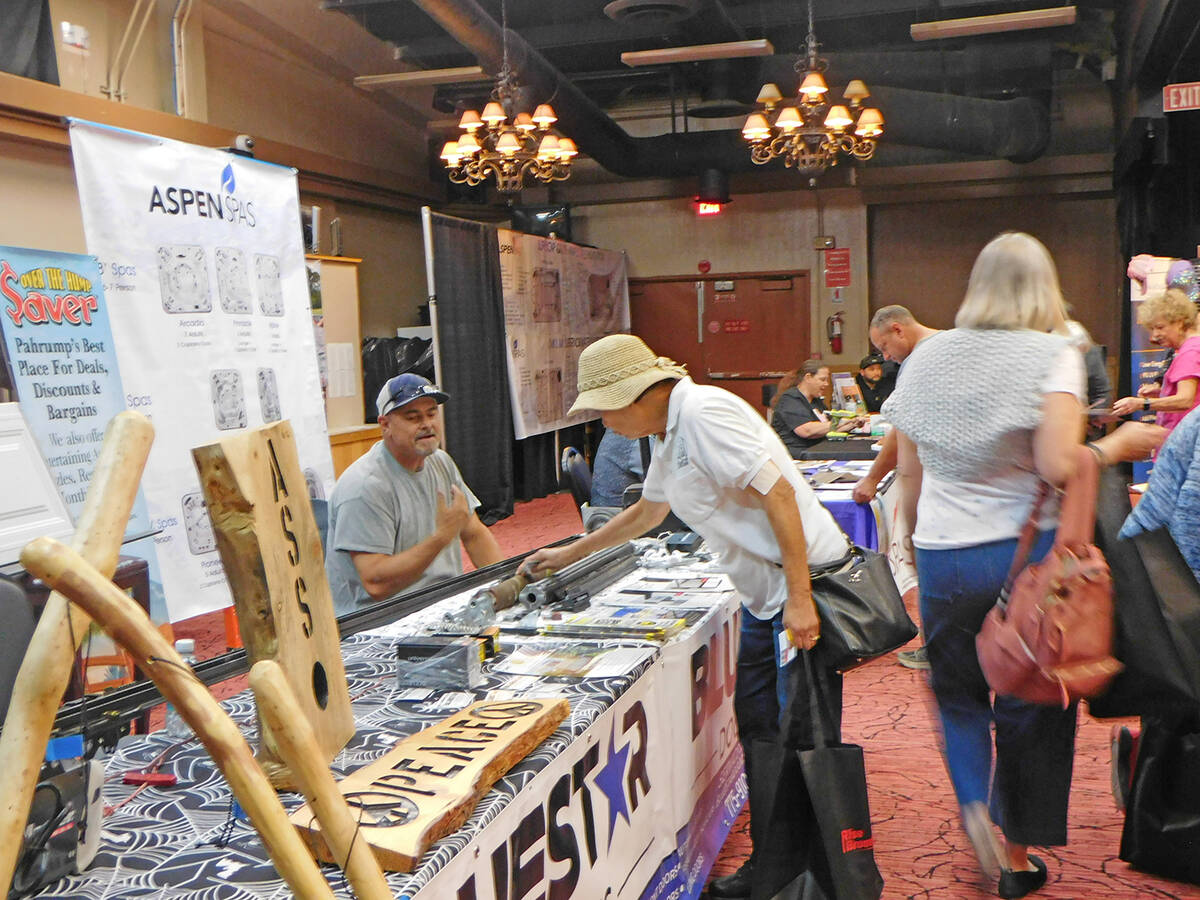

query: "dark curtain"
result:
(430, 213), (515, 523)
(1, 0), (59, 84)
(430, 213), (609, 516)
(1114, 113), (1200, 396)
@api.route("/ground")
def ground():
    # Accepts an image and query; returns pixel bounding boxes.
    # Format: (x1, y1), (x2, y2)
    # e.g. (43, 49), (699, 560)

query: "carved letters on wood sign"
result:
(193, 421), (354, 789)
(291, 697), (570, 872)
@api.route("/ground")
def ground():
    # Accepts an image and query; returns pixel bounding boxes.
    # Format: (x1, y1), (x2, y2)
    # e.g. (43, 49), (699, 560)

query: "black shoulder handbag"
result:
(810, 546), (917, 672)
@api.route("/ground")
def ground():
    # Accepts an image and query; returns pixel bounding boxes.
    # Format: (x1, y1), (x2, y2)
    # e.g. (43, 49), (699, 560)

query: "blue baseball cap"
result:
(376, 374), (449, 417)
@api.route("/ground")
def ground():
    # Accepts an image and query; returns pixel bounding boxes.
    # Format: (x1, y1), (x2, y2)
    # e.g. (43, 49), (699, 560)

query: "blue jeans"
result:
(735, 608), (844, 861)
(917, 534), (1077, 847)
(735, 609), (843, 753)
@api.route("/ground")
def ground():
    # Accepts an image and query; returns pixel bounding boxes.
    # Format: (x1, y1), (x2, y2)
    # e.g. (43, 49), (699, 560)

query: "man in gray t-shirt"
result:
(325, 374), (502, 616)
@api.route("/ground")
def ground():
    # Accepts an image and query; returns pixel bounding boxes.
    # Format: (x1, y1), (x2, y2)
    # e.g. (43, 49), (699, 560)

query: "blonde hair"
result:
(954, 232), (1067, 333)
(1137, 288), (1198, 330)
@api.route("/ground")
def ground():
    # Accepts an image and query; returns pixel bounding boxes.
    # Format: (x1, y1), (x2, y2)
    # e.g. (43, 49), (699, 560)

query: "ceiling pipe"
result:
(870, 86), (1050, 163)
(172, 0), (196, 116)
(411, 0), (1052, 177)
(754, 42), (1054, 97)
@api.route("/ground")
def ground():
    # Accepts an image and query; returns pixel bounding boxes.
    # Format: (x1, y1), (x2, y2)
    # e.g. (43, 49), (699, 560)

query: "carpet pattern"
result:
(705, 590), (1200, 900)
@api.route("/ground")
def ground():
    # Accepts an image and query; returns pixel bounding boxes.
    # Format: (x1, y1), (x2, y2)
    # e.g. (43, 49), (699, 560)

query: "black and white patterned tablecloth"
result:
(31, 629), (658, 899)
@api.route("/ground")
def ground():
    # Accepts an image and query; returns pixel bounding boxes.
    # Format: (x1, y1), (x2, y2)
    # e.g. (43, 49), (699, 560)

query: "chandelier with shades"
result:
(439, 0), (576, 194)
(742, 0), (884, 177)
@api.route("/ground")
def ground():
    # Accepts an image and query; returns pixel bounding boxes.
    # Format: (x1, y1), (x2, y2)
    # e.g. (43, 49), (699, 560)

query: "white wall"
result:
(0, 140), (86, 253)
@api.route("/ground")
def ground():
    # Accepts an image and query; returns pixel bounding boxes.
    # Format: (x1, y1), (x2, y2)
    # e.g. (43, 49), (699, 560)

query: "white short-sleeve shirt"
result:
(642, 378), (849, 619)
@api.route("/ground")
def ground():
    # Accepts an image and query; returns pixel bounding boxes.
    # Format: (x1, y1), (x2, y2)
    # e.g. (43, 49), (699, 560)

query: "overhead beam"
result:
(911, 6), (1077, 42)
(387, 0), (1001, 66)
(621, 39), (774, 67)
(205, 0), (428, 127)
(354, 65), (491, 89)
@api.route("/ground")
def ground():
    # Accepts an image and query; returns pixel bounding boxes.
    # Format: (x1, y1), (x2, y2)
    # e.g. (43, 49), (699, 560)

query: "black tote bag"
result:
(796, 654), (884, 900)
(746, 723), (820, 900)
(811, 548), (917, 672)
(1119, 714), (1200, 885)
(749, 655), (884, 900)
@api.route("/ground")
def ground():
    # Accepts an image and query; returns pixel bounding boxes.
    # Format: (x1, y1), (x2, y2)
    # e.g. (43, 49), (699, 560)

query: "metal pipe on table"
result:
(519, 543), (639, 608)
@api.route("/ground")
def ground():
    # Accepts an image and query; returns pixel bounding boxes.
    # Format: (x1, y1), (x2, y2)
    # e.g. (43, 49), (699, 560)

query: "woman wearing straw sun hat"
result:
(524, 333), (850, 899)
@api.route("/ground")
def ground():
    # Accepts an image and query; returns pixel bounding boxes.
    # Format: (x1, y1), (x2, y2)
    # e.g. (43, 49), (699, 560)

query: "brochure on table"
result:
(69, 120), (335, 622)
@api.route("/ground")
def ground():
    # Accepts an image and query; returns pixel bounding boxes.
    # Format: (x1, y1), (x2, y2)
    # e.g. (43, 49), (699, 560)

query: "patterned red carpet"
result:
(704, 591), (1200, 899)
(174, 491), (1199, 898)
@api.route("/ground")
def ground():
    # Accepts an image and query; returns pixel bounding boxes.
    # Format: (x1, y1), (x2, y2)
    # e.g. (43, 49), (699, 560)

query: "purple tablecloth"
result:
(820, 497), (878, 550)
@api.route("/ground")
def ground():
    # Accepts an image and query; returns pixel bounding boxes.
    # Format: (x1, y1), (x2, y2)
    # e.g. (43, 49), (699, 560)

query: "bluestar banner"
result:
(0, 245), (166, 618)
(69, 120), (335, 622)
(413, 593), (745, 900)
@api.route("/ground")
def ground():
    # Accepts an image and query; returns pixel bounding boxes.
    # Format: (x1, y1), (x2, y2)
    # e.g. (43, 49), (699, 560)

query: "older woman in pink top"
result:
(1113, 288), (1200, 433)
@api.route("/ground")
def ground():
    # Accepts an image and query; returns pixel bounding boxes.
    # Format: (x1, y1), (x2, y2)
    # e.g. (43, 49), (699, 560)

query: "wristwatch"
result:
(1143, 398), (1151, 412)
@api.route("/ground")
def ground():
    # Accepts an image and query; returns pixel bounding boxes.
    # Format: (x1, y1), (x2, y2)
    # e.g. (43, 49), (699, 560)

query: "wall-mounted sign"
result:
(1163, 81), (1200, 112)
(824, 248), (851, 288)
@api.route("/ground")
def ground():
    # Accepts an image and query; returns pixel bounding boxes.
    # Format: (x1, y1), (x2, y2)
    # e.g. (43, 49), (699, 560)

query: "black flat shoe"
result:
(707, 859), (754, 899)
(998, 855), (1048, 899)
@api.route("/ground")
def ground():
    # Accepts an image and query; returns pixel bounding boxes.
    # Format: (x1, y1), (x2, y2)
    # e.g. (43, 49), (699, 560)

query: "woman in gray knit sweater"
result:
(882, 232), (1162, 898)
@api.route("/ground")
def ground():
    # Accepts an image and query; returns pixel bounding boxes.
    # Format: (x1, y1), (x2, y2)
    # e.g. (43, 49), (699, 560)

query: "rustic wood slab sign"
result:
(193, 421), (354, 789)
(291, 697), (570, 872)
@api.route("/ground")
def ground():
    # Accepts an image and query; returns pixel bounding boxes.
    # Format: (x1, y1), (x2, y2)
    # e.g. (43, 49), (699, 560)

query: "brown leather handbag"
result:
(976, 444), (1123, 708)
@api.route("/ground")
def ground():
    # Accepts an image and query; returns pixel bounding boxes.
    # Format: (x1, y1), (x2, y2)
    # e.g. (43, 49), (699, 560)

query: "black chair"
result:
(560, 446), (593, 509)
(0, 576), (37, 723)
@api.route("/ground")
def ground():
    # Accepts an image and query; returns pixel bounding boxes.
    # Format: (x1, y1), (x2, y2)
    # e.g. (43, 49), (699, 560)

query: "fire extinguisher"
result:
(826, 311), (844, 355)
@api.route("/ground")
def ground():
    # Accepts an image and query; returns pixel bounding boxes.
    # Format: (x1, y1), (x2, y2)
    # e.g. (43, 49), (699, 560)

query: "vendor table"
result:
(798, 463), (916, 594)
(796, 437), (880, 461)
(820, 496), (879, 549)
(31, 571), (744, 900)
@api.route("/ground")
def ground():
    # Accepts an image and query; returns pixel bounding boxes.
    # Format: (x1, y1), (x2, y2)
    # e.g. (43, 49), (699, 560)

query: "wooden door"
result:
(630, 272), (811, 414)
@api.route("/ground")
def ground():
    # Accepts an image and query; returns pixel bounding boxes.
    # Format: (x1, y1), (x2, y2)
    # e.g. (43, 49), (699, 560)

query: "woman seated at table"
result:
(1112, 287), (1200, 434)
(770, 359), (865, 458)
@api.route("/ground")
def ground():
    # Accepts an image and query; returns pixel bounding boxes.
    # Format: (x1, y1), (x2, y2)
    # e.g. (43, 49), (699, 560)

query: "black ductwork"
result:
(754, 42), (1055, 98)
(412, 0), (1052, 178)
(870, 86), (1050, 163)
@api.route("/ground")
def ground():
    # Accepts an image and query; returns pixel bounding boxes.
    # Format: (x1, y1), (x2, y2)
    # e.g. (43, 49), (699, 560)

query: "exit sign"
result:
(1163, 81), (1200, 112)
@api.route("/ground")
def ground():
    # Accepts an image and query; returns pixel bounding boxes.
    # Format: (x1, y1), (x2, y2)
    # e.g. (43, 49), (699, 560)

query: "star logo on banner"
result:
(593, 725), (631, 847)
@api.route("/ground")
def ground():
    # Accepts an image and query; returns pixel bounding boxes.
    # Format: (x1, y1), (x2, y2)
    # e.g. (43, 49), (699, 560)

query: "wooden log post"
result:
(291, 697), (569, 872)
(0, 411), (153, 895)
(19, 537), (337, 900)
(249, 660), (392, 900)
(192, 421), (354, 790)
